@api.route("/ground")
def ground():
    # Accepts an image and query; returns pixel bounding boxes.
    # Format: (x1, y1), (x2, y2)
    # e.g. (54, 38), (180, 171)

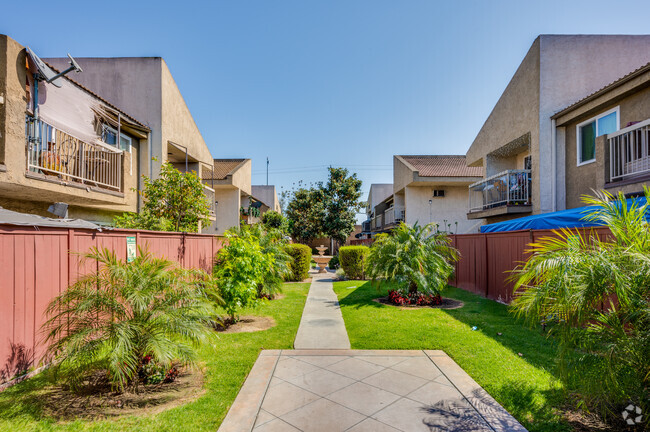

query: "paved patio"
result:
(218, 273), (527, 432)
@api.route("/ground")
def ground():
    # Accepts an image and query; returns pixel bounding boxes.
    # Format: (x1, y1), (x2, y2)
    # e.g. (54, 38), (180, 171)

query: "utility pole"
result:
(266, 157), (269, 186)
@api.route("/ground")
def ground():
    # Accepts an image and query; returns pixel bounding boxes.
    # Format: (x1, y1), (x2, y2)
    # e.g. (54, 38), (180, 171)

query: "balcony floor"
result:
(467, 204), (532, 220)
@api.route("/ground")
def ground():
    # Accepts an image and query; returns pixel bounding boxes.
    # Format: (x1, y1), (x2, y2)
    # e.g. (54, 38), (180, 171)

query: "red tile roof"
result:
(204, 159), (247, 180)
(399, 155), (483, 177)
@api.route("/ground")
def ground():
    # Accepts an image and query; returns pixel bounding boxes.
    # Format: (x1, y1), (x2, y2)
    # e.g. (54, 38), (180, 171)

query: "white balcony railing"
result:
(26, 116), (123, 191)
(371, 213), (383, 230)
(469, 169), (531, 213)
(609, 119), (650, 182)
(204, 185), (216, 219)
(383, 207), (405, 226)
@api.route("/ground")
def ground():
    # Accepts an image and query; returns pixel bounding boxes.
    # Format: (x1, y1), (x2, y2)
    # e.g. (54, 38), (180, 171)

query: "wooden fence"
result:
(0, 225), (224, 372)
(449, 227), (610, 303)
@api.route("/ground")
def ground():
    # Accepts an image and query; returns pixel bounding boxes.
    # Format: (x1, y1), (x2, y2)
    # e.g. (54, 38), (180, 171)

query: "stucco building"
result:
(553, 61), (650, 208)
(251, 185), (282, 214)
(466, 35), (650, 222)
(202, 159), (252, 235)
(365, 156), (483, 235)
(0, 35), (150, 222)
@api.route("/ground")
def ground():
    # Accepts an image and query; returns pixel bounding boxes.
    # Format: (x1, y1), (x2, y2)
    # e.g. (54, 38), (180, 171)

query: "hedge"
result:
(284, 243), (312, 282)
(339, 245), (369, 280)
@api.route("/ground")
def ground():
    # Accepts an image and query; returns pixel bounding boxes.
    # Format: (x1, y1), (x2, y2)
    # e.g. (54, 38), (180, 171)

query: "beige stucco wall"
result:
(563, 85), (650, 208)
(160, 60), (213, 170)
(393, 156), (416, 194)
(210, 187), (240, 235)
(0, 35), (140, 221)
(252, 185), (281, 213)
(404, 185), (481, 234)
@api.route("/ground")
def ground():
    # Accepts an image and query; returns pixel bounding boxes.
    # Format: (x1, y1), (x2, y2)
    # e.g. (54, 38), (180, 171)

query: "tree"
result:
(43, 247), (216, 392)
(261, 210), (286, 231)
(321, 167), (363, 246)
(114, 162), (210, 233)
(510, 188), (650, 418)
(365, 222), (458, 296)
(285, 187), (325, 243)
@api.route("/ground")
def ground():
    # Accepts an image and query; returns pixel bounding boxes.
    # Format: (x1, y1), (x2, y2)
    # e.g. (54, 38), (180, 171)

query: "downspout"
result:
(551, 119), (557, 212)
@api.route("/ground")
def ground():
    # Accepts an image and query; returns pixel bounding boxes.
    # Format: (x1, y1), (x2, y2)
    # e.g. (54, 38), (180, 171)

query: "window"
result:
(102, 125), (132, 152)
(432, 190), (445, 198)
(524, 155), (532, 170)
(576, 107), (619, 165)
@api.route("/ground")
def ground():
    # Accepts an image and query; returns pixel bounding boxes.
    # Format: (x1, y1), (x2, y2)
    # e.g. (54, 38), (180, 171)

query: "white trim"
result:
(102, 124), (132, 153)
(576, 106), (619, 166)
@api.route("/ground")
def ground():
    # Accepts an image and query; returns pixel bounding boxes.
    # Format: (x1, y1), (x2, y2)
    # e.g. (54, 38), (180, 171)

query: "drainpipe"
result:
(551, 119), (557, 212)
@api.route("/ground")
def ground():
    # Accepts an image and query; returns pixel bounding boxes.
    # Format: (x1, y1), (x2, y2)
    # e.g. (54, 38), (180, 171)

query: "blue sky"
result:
(3, 0), (650, 220)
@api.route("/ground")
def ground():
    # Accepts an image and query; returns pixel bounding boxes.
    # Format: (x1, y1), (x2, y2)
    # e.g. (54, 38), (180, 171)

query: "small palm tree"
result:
(43, 247), (216, 392)
(366, 222), (458, 296)
(510, 188), (650, 417)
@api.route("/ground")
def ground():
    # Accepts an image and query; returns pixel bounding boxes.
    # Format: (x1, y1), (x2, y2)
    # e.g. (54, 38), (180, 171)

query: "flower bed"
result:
(387, 289), (442, 306)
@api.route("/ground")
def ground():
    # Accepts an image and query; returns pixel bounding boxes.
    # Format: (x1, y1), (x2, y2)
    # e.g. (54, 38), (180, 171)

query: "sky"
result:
(3, 0), (650, 221)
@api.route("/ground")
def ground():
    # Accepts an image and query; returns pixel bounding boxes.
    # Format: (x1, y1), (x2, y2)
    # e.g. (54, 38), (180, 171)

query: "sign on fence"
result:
(126, 236), (136, 262)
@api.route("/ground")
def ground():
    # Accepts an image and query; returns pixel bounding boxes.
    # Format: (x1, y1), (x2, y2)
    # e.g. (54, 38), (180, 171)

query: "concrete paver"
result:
(218, 271), (528, 432)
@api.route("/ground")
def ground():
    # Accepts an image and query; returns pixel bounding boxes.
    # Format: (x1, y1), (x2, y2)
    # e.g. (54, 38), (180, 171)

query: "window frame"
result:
(102, 124), (132, 152)
(576, 106), (619, 167)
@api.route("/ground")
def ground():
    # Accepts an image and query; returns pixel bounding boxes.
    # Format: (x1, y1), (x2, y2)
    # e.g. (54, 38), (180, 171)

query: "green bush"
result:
(261, 210), (285, 230)
(284, 243), (312, 281)
(328, 255), (340, 269)
(339, 246), (369, 279)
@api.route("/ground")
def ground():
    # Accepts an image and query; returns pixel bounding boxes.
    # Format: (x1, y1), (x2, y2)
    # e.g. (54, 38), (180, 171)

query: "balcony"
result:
(468, 169), (531, 219)
(371, 213), (384, 231)
(383, 206), (404, 226)
(204, 185), (216, 220)
(26, 116), (123, 191)
(608, 119), (650, 182)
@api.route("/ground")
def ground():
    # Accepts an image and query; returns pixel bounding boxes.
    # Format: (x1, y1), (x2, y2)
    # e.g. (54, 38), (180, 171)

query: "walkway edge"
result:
(217, 350), (282, 432)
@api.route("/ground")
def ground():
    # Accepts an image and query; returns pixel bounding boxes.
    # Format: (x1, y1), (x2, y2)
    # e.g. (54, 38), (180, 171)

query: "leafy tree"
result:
(114, 162), (210, 233)
(321, 167), (363, 246)
(366, 222), (458, 296)
(285, 187), (325, 243)
(510, 188), (650, 418)
(43, 247), (216, 392)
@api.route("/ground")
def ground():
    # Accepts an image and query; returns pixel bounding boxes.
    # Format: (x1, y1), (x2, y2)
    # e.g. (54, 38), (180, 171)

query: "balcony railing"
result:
(609, 119), (650, 182)
(469, 169), (531, 213)
(371, 213), (383, 230)
(383, 207), (405, 226)
(204, 185), (216, 219)
(26, 116), (123, 191)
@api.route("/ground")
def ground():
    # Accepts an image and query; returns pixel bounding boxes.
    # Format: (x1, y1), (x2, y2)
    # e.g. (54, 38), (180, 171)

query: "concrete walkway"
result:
(218, 271), (528, 432)
(294, 272), (350, 350)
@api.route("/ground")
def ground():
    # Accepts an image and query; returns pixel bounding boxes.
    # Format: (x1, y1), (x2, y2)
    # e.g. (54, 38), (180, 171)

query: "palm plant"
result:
(43, 247), (216, 392)
(510, 188), (650, 418)
(366, 222), (458, 296)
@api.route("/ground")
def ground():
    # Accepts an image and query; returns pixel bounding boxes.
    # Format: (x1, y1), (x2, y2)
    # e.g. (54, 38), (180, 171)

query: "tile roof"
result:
(399, 155), (483, 177)
(553, 61), (650, 118)
(204, 159), (247, 180)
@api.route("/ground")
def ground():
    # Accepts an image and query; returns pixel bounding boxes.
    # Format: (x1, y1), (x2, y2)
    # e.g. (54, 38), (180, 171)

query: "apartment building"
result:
(251, 185), (282, 214)
(0, 35), (150, 222)
(553, 62), (650, 207)
(365, 156), (483, 235)
(466, 35), (650, 222)
(202, 159), (252, 235)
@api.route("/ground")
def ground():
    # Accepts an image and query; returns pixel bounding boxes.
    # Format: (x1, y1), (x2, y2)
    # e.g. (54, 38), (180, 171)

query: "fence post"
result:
(67, 229), (74, 286)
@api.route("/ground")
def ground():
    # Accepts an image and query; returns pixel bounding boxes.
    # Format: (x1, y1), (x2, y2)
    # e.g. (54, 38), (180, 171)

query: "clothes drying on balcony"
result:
(480, 197), (649, 233)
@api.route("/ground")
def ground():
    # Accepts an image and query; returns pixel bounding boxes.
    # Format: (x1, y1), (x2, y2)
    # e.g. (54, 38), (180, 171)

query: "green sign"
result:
(126, 236), (136, 263)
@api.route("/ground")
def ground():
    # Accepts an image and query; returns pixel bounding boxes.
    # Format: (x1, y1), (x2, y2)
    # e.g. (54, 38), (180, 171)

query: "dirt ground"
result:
(215, 315), (277, 334)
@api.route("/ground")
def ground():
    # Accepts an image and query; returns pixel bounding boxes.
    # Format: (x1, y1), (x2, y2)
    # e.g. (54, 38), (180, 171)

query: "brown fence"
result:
(449, 227), (610, 303)
(0, 225), (224, 370)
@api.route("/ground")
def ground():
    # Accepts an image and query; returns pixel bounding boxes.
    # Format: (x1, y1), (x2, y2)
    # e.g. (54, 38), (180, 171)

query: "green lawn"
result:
(334, 281), (570, 432)
(0, 283), (309, 432)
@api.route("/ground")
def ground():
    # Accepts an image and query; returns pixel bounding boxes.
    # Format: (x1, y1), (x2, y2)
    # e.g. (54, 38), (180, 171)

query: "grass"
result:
(0, 283), (309, 432)
(333, 280), (571, 432)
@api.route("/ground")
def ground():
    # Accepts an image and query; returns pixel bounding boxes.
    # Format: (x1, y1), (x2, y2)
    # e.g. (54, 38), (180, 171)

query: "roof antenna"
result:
(266, 157), (269, 186)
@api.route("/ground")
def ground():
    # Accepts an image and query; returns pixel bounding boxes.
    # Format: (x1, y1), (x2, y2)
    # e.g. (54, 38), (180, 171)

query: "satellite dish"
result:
(26, 47), (62, 87)
(26, 48), (82, 87)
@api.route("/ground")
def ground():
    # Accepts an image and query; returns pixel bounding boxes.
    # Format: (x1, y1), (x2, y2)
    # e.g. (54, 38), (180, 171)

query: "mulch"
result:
(373, 296), (464, 310)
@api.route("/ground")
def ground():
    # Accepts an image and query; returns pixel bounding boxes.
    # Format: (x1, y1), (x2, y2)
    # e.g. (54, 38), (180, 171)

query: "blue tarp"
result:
(480, 197), (648, 233)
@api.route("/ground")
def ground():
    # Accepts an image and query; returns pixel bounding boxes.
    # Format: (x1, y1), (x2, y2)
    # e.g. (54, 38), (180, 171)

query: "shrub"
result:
(261, 211), (285, 231)
(339, 246), (369, 279)
(284, 243), (311, 281)
(43, 247), (215, 393)
(510, 188), (650, 419)
(388, 289), (442, 306)
(365, 222), (458, 295)
(328, 255), (340, 269)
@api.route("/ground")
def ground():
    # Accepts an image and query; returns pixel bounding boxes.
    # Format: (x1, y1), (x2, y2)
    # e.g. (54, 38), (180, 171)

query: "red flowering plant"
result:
(388, 289), (442, 306)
